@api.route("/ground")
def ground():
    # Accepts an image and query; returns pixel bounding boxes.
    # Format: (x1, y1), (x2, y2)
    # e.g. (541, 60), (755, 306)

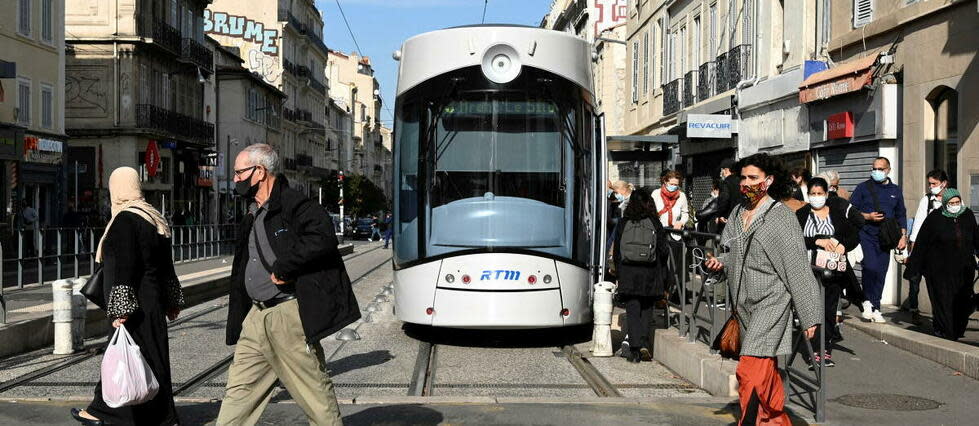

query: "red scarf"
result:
(659, 188), (680, 226)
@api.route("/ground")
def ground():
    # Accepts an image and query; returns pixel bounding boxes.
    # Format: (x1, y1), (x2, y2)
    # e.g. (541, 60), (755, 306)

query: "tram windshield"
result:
(432, 95), (565, 208)
(394, 66), (595, 268)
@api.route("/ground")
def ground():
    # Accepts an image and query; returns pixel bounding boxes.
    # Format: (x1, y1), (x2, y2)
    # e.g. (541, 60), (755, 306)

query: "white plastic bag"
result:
(100, 326), (159, 408)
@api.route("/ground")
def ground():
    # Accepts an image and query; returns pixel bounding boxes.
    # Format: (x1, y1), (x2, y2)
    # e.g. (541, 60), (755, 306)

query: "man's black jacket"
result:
(226, 177), (361, 345)
(715, 173), (743, 219)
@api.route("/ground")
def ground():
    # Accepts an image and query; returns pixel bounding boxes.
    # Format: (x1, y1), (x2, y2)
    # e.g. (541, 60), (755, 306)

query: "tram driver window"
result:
(432, 98), (567, 208)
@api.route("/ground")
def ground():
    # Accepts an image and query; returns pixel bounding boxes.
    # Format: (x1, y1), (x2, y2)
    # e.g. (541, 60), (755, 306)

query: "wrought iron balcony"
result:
(698, 62), (714, 101)
(136, 104), (214, 146)
(150, 20), (181, 56)
(286, 12), (306, 34)
(283, 107), (296, 122)
(296, 65), (311, 79)
(296, 108), (313, 123)
(727, 44), (754, 87)
(296, 154), (314, 167)
(683, 71), (696, 107)
(181, 38), (213, 72)
(662, 78), (682, 116)
(714, 52), (729, 94)
(307, 77), (326, 94)
(306, 31), (330, 57)
(283, 58), (297, 77)
(283, 158), (297, 171)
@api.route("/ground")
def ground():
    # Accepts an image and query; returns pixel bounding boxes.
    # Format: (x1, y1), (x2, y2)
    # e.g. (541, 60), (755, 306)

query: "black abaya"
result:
(86, 212), (182, 425)
(905, 209), (979, 340)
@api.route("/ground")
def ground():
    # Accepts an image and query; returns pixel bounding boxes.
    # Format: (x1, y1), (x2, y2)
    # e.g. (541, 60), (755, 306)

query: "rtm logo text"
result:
(481, 270), (521, 281)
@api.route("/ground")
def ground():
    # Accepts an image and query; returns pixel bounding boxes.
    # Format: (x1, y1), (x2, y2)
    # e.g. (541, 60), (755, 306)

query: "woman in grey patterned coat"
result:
(705, 153), (822, 425)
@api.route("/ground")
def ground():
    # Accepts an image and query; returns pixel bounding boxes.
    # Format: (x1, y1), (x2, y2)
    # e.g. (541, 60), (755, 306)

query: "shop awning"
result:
(799, 53), (880, 104)
(606, 134), (678, 151)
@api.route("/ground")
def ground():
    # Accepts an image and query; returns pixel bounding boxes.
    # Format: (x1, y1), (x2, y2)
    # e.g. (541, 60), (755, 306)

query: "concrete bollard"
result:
(71, 278), (89, 351)
(52, 279), (76, 355)
(590, 281), (617, 357)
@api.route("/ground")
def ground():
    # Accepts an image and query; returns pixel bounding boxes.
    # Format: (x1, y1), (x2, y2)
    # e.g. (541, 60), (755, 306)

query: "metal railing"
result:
(714, 52), (730, 94)
(181, 38), (213, 72)
(698, 62), (714, 101)
(136, 104), (215, 146)
(662, 78), (682, 116)
(727, 44), (755, 88)
(683, 71), (696, 108)
(150, 19), (181, 55)
(0, 225), (236, 293)
(661, 229), (826, 422)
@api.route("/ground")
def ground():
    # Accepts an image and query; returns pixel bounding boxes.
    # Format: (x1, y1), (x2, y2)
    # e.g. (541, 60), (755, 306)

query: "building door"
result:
(816, 141), (879, 195)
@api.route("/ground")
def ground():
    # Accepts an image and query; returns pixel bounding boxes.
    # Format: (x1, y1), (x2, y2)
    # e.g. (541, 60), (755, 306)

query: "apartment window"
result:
(642, 32), (649, 95)
(632, 41), (639, 103)
(853, 0), (874, 28)
(729, 1), (737, 49)
(170, 0), (178, 27)
(17, 78), (31, 125)
(140, 64), (150, 104)
(162, 75), (172, 110)
(743, 0), (754, 46)
(42, 0), (53, 43)
(183, 7), (193, 38)
(667, 30), (675, 82)
(247, 88), (257, 121)
(679, 26), (687, 75)
(709, 4), (717, 58)
(18, 0), (31, 36)
(41, 84), (53, 129)
(693, 17), (701, 66)
(658, 19), (665, 85)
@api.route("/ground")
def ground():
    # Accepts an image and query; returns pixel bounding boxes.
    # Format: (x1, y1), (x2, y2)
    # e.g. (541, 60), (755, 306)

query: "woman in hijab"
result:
(72, 167), (184, 425)
(904, 188), (979, 341)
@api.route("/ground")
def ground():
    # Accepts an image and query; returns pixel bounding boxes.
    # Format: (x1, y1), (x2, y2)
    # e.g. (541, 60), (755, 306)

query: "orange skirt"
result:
(736, 356), (791, 426)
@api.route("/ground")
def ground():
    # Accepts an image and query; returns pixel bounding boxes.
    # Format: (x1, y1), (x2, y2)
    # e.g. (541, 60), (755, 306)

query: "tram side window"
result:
(395, 104), (420, 262)
(432, 98), (565, 208)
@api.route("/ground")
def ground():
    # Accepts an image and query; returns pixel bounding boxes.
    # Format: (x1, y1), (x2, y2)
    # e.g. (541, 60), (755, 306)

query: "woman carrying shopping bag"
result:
(72, 167), (184, 425)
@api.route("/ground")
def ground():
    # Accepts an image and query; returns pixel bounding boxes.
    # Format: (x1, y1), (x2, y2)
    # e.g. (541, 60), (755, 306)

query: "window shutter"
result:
(632, 41), (639, 103)
(853, 0), (874, 28)
(42, 87), (52, 128)
(18, 82), (30, 125)
(42, 0), (52, 42)
(19, 0), (31, 35)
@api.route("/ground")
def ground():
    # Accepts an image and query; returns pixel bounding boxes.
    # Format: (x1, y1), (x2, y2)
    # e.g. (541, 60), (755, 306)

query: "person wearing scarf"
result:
(652, 170), (689, 242)
(905, 188), (979, 341)
(73, 167), (183, 426)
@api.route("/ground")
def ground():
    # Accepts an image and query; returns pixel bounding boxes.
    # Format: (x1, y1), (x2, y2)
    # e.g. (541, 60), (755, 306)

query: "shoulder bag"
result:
(867, 181), (902, 250)
(711, 202), (778, 359)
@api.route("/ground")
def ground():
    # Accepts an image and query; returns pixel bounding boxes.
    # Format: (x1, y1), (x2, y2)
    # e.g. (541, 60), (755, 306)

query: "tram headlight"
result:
(481, 44), (522, 84)
(445, 274), (455, 283)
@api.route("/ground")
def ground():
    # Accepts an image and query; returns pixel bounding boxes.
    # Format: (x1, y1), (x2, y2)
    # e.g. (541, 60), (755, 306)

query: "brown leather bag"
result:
(710, 203), (776, 359)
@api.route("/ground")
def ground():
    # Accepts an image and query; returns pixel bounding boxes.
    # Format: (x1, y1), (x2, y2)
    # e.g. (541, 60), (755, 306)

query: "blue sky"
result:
(315, 0), (553, 126)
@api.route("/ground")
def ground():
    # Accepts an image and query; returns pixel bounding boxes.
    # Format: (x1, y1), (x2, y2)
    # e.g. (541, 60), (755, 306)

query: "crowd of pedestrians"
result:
(608, 152), (978, 425)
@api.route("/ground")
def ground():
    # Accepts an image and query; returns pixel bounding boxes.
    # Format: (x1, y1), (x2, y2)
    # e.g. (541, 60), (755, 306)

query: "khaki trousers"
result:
(217, 299), (342, 426)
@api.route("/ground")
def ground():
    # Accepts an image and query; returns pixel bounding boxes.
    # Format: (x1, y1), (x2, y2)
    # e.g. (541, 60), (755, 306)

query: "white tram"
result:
(391, 25), (607, 328)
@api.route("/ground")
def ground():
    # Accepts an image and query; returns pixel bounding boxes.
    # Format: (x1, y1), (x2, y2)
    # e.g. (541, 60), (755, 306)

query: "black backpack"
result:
(620, 218), (658, 264)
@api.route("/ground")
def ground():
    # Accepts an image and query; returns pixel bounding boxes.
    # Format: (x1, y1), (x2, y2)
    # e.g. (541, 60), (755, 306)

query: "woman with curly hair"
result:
(612, 187), (674, 363)
(705, 153), (822, 425)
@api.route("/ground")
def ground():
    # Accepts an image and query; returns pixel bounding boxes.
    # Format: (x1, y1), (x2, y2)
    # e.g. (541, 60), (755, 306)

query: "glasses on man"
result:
(234, 165), (259, 177)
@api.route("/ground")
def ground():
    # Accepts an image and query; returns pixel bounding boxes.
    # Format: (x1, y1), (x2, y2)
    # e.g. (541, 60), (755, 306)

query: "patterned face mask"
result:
(740, 179), (770, 205)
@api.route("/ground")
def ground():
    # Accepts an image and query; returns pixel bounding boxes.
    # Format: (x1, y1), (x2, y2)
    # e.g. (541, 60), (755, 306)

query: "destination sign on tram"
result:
(443, 101), (557, 115)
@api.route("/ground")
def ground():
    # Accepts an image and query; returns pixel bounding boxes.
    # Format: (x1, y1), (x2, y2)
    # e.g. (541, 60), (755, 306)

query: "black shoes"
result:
(70, 408), (104, 425)
(639, 347), (653, 362)
(625, 348), (651, 363)
(626, 349), (641, 363)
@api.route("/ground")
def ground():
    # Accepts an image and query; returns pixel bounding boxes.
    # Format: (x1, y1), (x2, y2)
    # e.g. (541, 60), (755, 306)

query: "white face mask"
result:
(930, 185), (944, 195)
(809, 195), (827, 209)
(947, 205), (962, 214)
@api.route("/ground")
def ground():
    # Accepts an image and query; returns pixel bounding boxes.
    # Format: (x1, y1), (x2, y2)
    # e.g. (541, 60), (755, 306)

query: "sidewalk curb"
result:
(0, 244), (355, 358)
(844, 317), (979, 380)
(651, 329), (739, 397)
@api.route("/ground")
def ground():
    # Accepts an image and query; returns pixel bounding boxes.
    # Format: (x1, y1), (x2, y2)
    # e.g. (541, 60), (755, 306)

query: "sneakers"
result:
(871, 310), (886, 323)
(824, 353), (836, 367)
(861, 301), (874, 320)
(619, 340), (631, 357)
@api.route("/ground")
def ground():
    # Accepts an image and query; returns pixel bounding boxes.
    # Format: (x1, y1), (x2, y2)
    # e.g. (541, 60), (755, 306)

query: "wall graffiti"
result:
(203, 10), (279, 56)
(65, 69), (108, 116)
(248, 49), (282, 85)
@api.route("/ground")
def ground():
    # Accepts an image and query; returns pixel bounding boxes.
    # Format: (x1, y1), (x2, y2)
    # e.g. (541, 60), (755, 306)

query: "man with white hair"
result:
(218, 144), (357, 425)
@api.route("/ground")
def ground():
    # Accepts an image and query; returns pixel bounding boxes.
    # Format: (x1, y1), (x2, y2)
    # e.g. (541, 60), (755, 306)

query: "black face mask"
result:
(234, 168), (261, 199)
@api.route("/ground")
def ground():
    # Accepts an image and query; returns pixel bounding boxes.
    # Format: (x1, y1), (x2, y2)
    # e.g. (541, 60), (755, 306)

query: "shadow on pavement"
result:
(343, 404), (445, 426)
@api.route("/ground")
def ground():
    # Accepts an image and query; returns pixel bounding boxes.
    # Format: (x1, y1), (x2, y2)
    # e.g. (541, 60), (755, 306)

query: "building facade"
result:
(1, 0), (67, 228)
(326, 50), (391, 200)
(65, 0), (214, 222)
(808, 0), (979, 307)
(206, 0), (331, 202)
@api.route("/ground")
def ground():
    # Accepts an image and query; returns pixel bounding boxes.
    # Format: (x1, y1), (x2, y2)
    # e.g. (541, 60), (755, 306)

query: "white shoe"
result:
(871, 310), (886, 323)
(861, 301), (874, 320)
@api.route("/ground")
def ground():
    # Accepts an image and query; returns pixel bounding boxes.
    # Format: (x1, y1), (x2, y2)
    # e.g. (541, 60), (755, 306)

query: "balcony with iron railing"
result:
(148, 19), (181, 56)
(662, 78), (682, 116)
(283, 58), (297, 77)
(296, 108), (313, 123)
(713, 44), (755, 94)
(296, 64), (311, 79)
(683, 71), (696, 108)
(283, 107), (296, 122)
(296, 153), (314, 167)
(283, 157), (297, 170)
(698, 62), (715, 101)
(181, 38), (213, 72)
(307, 77), (326, 94)
(286, 11), (306, 34)
(136, 104), (214, 146)
(306, 31), (330, 57)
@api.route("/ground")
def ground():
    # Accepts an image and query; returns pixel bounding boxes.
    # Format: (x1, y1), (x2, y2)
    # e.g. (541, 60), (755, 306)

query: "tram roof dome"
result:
(396, 25), (594, 97)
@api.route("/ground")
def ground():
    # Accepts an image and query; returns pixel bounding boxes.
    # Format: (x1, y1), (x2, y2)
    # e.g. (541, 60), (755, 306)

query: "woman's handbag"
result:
(80, 265), (105, 309)
(100, 326), (159, 408)
(711, 203), (777, 359)
(812, 249), (848, 273)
